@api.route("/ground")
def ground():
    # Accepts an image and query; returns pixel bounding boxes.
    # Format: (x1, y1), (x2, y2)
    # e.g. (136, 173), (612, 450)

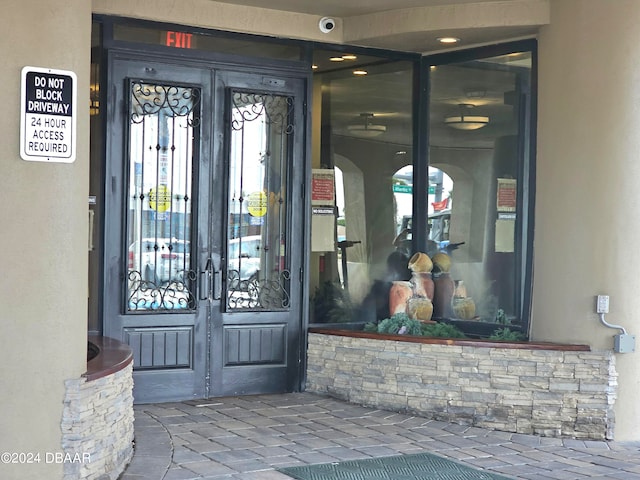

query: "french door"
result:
(103, 55), (306, 403)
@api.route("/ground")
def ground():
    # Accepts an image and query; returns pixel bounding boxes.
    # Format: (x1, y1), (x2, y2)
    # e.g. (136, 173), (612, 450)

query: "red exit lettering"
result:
(166, 31), (193, 49)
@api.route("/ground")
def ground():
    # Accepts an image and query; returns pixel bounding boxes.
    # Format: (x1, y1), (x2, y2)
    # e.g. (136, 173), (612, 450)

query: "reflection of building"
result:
(6, 2), (640, 478)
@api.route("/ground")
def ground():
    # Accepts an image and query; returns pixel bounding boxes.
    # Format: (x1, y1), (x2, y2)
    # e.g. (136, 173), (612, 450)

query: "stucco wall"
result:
(534, 0), (640, 441)
(0, 1), (90, 479)
(92, 0), (343, 43)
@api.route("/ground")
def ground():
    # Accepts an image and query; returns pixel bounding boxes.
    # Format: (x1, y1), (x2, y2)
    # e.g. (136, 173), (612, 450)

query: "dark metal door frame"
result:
(102, 50), (308, 403)
(210, 70), (306, 396)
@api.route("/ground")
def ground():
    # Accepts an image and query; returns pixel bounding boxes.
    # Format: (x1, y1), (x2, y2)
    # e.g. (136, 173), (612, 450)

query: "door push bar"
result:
(199, 257), (222, 301)
(199, 258), (211, 301)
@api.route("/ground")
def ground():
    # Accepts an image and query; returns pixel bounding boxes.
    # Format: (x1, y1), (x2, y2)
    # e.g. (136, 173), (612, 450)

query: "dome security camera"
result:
(319, 17), (336, 33)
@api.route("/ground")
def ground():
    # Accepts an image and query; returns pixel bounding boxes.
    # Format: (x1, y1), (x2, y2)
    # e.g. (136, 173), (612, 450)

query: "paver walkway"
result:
(120, 392), (640, 480)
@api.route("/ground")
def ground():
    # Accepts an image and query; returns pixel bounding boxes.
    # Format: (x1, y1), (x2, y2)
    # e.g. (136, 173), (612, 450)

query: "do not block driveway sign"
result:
(20, 66), (77, 163)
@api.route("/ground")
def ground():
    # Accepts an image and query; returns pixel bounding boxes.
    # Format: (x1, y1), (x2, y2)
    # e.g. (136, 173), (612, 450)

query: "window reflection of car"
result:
(227, 235), (261, 283)
(128, 237), (190, 284)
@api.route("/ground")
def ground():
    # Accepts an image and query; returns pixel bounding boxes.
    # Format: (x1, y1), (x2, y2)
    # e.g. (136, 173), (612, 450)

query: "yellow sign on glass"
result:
(247, 191), (268, 217)
(149, 185), (171, 213)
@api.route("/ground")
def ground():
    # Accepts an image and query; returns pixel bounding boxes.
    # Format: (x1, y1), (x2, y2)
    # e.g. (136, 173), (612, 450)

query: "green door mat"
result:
(278, 452), (513, 480)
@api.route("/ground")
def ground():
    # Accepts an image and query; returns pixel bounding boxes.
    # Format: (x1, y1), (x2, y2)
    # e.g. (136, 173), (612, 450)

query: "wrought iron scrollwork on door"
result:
(127, 270), (197, 311)
(126, 81), (199, 312)
(226, 90), (294, 311)
(230, 92), (294, 133)
(131, 82), (201, 126)
(226, 269), (291, 310)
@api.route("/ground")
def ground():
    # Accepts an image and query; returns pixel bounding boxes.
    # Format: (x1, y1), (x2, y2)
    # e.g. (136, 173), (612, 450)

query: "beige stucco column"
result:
(535, 0), (640, 441)
(0, 1), (90, 478)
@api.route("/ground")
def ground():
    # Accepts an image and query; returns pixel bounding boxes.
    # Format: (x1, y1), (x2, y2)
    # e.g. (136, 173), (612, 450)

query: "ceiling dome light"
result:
(352, 70), (368, 76)
(342, 54), (357, 60)
(347, 113), (386, 137)
(437, 37), (460, 44)
(329, 56), (345, 62)
(444, 104), (490, 131)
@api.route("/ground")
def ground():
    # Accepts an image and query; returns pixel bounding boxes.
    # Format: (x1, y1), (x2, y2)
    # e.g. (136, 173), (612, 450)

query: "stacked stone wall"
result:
(61, 362), (134, 480)
(307, 333), (617, 440)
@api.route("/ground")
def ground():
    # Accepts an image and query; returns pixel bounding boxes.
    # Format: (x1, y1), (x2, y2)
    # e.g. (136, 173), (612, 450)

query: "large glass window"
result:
(309, 50), (416, 325)
(310, 42), (535, 340)
(426, 46), (534, 337)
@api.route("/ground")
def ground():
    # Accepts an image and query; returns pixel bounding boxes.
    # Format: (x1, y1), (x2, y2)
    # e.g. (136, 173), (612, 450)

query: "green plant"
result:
(489, 327), (527, 341)
(363, 322), (378, 333)
(420, 322), (466, 339)
(495, 308), (511, 325)
(376, 313), (423, 335)
(312, 281), (354, 323)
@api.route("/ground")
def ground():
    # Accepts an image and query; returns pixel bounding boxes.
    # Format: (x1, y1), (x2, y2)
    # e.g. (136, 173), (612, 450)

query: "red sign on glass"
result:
(166, 31), (193, 49)
(312, 171), (335, 203)
(497, 178), (517, 212)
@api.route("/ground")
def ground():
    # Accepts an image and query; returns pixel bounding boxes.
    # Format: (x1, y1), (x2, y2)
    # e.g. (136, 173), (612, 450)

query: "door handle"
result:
(199, 258), (212, 301)
(212, 267), (222, 300)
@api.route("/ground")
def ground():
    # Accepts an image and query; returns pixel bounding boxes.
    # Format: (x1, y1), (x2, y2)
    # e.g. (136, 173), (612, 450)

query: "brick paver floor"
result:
(120, 392), (640, 480)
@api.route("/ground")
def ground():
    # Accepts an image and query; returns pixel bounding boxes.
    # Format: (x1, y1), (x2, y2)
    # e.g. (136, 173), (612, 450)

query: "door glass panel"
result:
(226, 91), (293, 311)
(126, 81), (199, 311)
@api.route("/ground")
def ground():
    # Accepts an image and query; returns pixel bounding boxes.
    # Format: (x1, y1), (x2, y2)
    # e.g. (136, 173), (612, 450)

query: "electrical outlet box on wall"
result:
(614, 334), (636, 353)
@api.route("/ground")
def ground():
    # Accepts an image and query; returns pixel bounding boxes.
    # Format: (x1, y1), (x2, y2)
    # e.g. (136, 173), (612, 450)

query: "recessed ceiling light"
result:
(342, 54), (357, 60)
(312, 64), (318, 70)
(437, 37), (460, 44)
(353, 70), (367, 76)
(329, 56), (345, 62)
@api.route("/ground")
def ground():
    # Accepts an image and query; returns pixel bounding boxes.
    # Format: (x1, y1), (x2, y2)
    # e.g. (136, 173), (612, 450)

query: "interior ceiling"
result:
(212, 0), (503, 18)
(213, 0), (538, 52)
(214, 0), (535, 151)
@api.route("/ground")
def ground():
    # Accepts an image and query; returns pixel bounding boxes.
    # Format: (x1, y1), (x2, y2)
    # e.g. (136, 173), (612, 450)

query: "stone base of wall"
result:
(61, 338), (134, 480)
(306, 332), (618, 440)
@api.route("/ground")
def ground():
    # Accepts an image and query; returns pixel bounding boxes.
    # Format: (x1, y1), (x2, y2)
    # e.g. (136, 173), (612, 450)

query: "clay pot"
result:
(432, 272), (455, 318)
(454, 280), (467, 298)
(388, 281), (413, 316)
(407, 297), (434, 323)
(411, 272), (434, 301)
(408, 252), (433, 273)
(431, 252), (451, 273)
(453, 296), (476, 320)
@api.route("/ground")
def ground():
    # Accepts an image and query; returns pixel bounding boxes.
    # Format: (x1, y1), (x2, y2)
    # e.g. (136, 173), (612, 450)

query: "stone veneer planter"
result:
(306, 329), (618, 440)
(61, 336), (134, 480)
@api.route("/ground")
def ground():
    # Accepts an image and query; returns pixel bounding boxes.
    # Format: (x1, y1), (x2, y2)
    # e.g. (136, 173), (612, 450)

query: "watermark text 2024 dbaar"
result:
(1, 452), (91, 464)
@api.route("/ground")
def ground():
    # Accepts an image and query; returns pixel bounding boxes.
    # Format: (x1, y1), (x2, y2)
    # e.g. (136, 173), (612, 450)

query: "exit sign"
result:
(165, 31), (193, 49)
